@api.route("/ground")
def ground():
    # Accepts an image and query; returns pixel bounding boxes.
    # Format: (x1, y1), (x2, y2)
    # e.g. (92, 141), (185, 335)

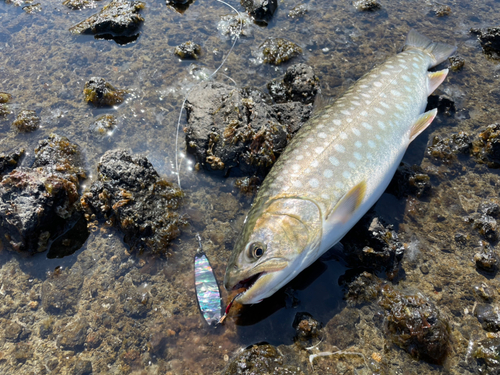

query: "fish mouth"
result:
(231, 272), (265, 295)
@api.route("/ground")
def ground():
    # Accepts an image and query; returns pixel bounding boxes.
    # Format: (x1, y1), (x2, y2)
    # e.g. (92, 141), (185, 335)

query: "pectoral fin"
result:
(326, 181), (366, 224)
(428, 69), (449, 95)
(409, 109), (437, 143)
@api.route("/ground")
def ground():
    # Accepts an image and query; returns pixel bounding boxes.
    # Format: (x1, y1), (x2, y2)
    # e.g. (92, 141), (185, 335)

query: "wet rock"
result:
(259, 38), (302, 65)
(353, 0), (381, 11)
(0, 134), (88, 255)
(267, 63), (320, 104)
(57, 317), (89, 351)
(241, 0), (277, 25)
(89, 114), (117, 140)
(69, 0), (144, 44)
(4, 321), (22, 342)
(471, 215), (498, 241)
(426, 132), (472, 164)
(292, 312), (322, 347)
(174, 41), (201, 59)
(475, 304), (500, 332)
(39, 318), (55, 338)
(41, 268), (84, 314)
(387, 162), (431, 198)
(288, 4), (307, 18)
(0, 103), (11, 116)
(479, 201), (500, 218)
(83, 77), (126, 107)
(73, 360), (92, 375)
(12, 342), (32, 363)
(474, 247), (499, 273)
(426, 93), (456, 116)
(81, 150), (184, 255)
(449, 55), (465, 71)
(121, 287), (151, 318)
(12, 110), (40, 132)
(217, 13), (253, 39)
(342, 217), (405, 280)
(471, 27), (500, 59)
(472, 123), (500, 168)
(473, 283), (495, 302)
(473, 337), (500, 373)
(434, 5), (451, 17)
(63, 0), (99, 10)
(0, 92), (12, 103)
(0, 147), (24, 177)
(165, 0), (194, 13)
(22, 3), (41, 13)
(221, 343), (304, 375)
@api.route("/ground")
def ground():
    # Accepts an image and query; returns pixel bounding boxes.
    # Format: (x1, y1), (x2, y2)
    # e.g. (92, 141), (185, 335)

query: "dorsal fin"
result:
(409, 109), (437, 143)
(326, 181), (366, 224)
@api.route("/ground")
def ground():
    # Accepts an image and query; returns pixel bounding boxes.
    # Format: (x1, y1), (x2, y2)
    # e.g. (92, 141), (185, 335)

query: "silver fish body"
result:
(224, 30), (456, 304)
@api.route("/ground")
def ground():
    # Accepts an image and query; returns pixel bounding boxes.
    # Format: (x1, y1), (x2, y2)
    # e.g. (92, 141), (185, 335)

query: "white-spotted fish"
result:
(224, 30), (456, 304)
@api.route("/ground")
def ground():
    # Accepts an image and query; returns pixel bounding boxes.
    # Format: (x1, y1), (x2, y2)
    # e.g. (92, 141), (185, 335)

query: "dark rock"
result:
(0, 147), (24, 177)
(0, 92), (12, 103)
(454, 232), (468, 244)
(73, 359), (92, 375)
(353, 0), (381, 11)
(83, 77), (126, 107)
(165, 0), (194, 13)
(22, 3), (41, 13)
(259, 38), (302, 65)
(41, 268), (84, 314)
(473, 283), (495, 302)
(426, 93), (456, 116)
(39, 318), (54, 338)
(387, 162), (431, 198)
(268, 63), (319, 104)
(479, 201), (500, 218)
(174, 41), (201, 59)
(472, 27), (500, 59)
(12, 110), (40, 132)
(57, 317), (89, 351)
(426, 132), (472, 164)
(341, 217), (405, 280)
(241, 0), (277, 25)
(0, 134), (88, 255)
(69, 0), (144, 44)
(449, 55), (465, 71)
(471, 215), (498, 241)
(184, 71), (317, 176)
(472, 123), (500, 168)
(474, 247), (499, 273)
(288, 4), (307, 18)
(81, 150), (184, 255)
(221, 343), (303, 375)
(292, 312), (322, 347)
(475, 304), (500, 332)
(434, 5), (451, 17)
(473, 337), (500, 373)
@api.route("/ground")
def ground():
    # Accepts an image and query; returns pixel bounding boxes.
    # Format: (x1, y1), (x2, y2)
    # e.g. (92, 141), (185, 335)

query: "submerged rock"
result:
(471, 27), (500, 59)
(426, 132), (472, 164)
(267, 63), (319, 104)
(473, 337), (500, 373)
(0, 92), (12, 103)
(69, 0), (145, 44)
(292, 312), (322, 348)
(288, 4), (307, 18)
(448, 55), (465, 71)
(0, 147), (24, 177)
(83, 77), (126, 107)
(89, 114), (117, 140)
(12, 110), (41, 133)
(41, 267), (85, 314)
(174, 41), (201, 59)
(474, 246), (499, 273)
(184, 77), (315, 176)
(63, 0), (100, 10)
(81, 150), (184, 255)
(0, 103), (11, 116)
(475, 304), (500, 332)
(22, 3), (41, 13)
(241, 0), (277, 25)
(387, 162), (431, 198)
(57, 317), (89, 350)
(353, 0), (381, 11)
(0, 134), (87, 255)
(221, 343), (304, 375)
(472, 123), (500, 168)
(434, 5), (451, 17)
(259, 37), (302, 65)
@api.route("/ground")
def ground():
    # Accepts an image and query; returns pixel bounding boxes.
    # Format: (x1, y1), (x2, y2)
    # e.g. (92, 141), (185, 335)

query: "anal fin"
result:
(409, 109), (437, 143)
(428, 69), (449, 95)
(326, 181), (366, 224)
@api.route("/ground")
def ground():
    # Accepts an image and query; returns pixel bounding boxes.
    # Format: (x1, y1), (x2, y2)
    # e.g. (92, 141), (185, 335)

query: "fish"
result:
(224, 30), (456, 304)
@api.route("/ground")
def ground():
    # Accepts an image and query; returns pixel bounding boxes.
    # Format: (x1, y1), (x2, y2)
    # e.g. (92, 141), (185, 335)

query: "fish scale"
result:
(225, 30), (457, 305)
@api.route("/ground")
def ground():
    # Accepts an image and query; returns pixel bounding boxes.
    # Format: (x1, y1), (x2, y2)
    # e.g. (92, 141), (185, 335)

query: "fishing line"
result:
(174, 0), (242, 188)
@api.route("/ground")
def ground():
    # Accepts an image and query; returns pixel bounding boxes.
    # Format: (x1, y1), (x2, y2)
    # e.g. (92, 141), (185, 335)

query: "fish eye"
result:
(249, 242), (266, 259)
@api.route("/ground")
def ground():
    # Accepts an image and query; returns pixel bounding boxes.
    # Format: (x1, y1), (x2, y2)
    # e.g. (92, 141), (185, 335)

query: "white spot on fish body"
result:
(413, 63), (419, 69)
(348, 161), (356, 169)
(355, 141), (362, 148)
(352, 101), (361, 106)
(402, 75), (411, 82)
(395, 104), (404, 110)
(346, 118), (353, 123)
(368, 140), (376, 148)
(315, 147), (324, 154)
(334, 144), (345, 153)
(362, 122), (372, 130)
(317, 124), (325, 129)
(292, 164), (301, 171)
(366, 152), (373, 159)
(391, 90), (401, 97)
(340, 132), (348, 139)
(341, 110), (351, 115)
(318, 132), (327, 138)
(377, 121), (385, 129)
(311, 160), (319, 167)
(361, 93), (370, 98)
(322, 114), (330, 119)
(333, 119), (341, 126)
(405, 86), (412, 92)
(323, 169), (333, 178)
(374, 108), (385, 115)
(296, 155), (304, 160)
(352, 128), (360, 136)
(413, 56), (420, 62)
(381, 71), (391, 76)
(380, 102), (390, 108)
(329, 156), (339, 166)
(365, 100), (371, 105)
(386, 64), (394, 69)
(336, 181), (344, 189)
(361, 111), (368, 116)
(360, 85), (368, 88)
(353, 152), (362, 160)
(309, 178), (319, 188)
(399, 64), (407, 69)
(373, 82), (382, 87)
(375, 134), (381, 140)
(293, 180), (303, 188)
(343, 171), (351, 179)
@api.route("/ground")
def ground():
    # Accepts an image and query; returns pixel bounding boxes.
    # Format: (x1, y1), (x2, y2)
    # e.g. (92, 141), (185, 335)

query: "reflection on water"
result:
(1, 0), (500, 373)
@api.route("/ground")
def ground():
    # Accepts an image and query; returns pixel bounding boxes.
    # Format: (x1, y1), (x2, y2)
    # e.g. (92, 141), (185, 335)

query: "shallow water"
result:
(1, 0), (500, 373)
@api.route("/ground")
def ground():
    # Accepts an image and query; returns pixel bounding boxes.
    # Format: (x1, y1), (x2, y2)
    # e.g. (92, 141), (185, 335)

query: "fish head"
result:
(224, 197), (321, 304)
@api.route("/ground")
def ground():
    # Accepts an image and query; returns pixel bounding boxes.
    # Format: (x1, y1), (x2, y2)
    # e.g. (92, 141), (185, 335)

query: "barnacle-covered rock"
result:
(471, 27), (500, 59)
(473, 337), (500, 373)
(63, 0), (100, 10)
(475, 304), (500, 332)
(0, 134), (88, 255)
(386, 162), (431, 198)
(0, 92), (12, 103)
(267, 63), (319, 104)
(474, 246), (499, 273)
(448, 55), (465, 71)
(174, 41), (201, 59)
(22, 3), (41, 13)
(0, 147), (24, 177)
(12, 110), (40, 132)
(259, 38), (302, 65)
(353, 0), (381, 11)
(81, 150), (184, 255)
(241, 0), (277, 25)
(472, 123), (500, 168)
(288, 4), (307, 18)
(89, 114), (117, 140)
(426, 132), (472, 164)
(83, 77), (126, 107)
(292, 312), (322, 348)
(69, 0), (144, 44)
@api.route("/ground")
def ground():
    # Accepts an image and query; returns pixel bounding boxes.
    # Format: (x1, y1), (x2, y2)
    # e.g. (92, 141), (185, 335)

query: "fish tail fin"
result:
(403, 29), (457, 68)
